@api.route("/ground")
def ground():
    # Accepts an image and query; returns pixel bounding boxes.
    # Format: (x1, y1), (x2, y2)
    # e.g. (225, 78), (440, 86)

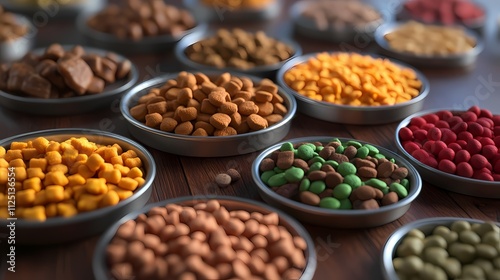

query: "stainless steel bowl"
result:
(374, 22), (484, 68)
(0, 128), (156, 245)
(276, 52), (430, 125)
(183, 0), (282, 22)
(175, 30), (302, 78)
(0, 0), (104, 19)
(120, 72), (297, 157)
(76, 11), (206, 54)
(381, 217), (500, 280)
(290, 0), (385, 43)
(395, 109), (500, 198)
(0, 13), (35, 62)
(93, 195), (317, 280)
(251, 136), (423, 228)
(0, 45), (138, 115)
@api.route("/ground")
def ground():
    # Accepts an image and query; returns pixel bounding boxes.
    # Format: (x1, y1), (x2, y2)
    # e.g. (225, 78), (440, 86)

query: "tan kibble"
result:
(146, 101), (167, 115)
(247, 114), (268, 130)
(233, 90), (252, 101)
(144, 113), (163, 128)
(177, 107), (197, 122)
(254, 90), (273, 102)
(265, 114), (283, 125)
(239, 101), (259, 115)
(194, 121), (215, 135)
(219, 102), (238, 115)
(174, 121), (194, 135)
(208, 89), (229, 107)
(177, 88), (193, 105)
(273, 103), (288, 115)
(210, 113), (232, 130)
(130, 104), (147, 122)
(160, 117), (178, 132)
(256, 102), (273, 117)
(200, 99), (218, 114)
(192, 128), (208, 136)
(214, 127), (237, 136)
(230, 112), (242, 128)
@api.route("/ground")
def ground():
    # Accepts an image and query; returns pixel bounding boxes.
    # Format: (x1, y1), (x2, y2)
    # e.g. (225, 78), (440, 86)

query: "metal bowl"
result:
(0, 45), (138, 115)
(276, 52), (429, 125)
(0, 13), (35, 63)
(374, 22), (484, 68)
(0, 128), (156, 245)
(120, 72), (297, 157)
(381, 217), (500, 280)
(395, 109), (500, 198)
(0, 0), (104, 19)
(251, 136), (423, 228)
(76, 11), (206, 54)
(93, 195), (317, 280)
(182, 0), (282, 22)
(175, 30), (302, 78)
(290, 0), (385, 43)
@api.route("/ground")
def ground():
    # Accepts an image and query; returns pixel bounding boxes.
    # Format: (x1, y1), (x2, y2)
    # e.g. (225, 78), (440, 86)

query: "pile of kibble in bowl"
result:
(258, 138), (412, 210)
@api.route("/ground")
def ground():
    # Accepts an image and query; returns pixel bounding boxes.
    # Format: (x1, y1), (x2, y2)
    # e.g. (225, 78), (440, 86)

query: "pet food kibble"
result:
(0, 136), (146, 221)
(106, 200), (308, 280)
(403, 0), (484, 26)
(184, 28), (295, 70)
(283, 52), (422, 106)
(0, 6), (29, 43)
(200, 0), (273, 9)
(129, 72), (288, 136)
(258, 139), (412, 210)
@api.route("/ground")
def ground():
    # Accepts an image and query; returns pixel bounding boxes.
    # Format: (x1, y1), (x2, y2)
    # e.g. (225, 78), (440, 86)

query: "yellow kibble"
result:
(77, 164), (95, 179)
(100, 190), (120, 207)
(27, 167), (45, 179)
(72, 185), (85, 201)
(77, 194), (103, 212)
(21, 148), (39, 161)
(57, 202), (78, 217)
(103, 147), (119, 162)
(45, 150), (62, 165)
(46, 141), (60, 152)
(22, 206), (47, 221)
(84, 178), (108, 195)
(45, 203), (57, 217)
(10, 141), (28, 150)
(63, 188), (73, 201)
(4, 150), (22, 162)
(75, 154), (88, 162)
(16, 189), (36, 207)
(110, 155), (123, 165)
(29, 158), (48, 171)
(0, 146), (5, 157)
(86, 153), (105, 172)
(95, 146), (107, 157)
(14, 182), (22, 192)
(47, 163), (69, 174)
(14, 167), (27, 182)
(23, 177), (42, 192)
(124, 157), (142, 169)
(67, 174), (86, 187)
(45, 185), (65, 203)
(108, 184), (133, 200)
(32, 137), (50, 153)
(127, 167), (143, 178)
(135, 177), (146, 187)
(33, 190), (47, 205)
(0, 158), (8, 168)
(44, 171), (69, 187)
(100, 169), (122, 184)
(121, 150), (138, 162)
(79, 142), (97, 156)
(0, 167), (7, 184)
(62, 147), (79, 166)
(112, 144), (123, 154)
(118, 177), (139, 191)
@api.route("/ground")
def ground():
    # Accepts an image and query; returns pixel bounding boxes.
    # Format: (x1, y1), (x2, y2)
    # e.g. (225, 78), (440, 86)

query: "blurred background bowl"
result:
(183, 0), (282, 22)
(0, 12), (35, 62)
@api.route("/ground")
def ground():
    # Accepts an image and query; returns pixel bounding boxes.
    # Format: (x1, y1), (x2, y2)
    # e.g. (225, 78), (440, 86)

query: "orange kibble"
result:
(86, 153), (105, 172)
(32, 137), (50, 153)
(67, 173), (86, 187)
(44, 171), (69, 186)
(127, 167), (143, 179)
(118, 177), (139, 191)
(84, 178), (108, 195)
(23, 177), (42, 192)
(4, 149), (22, 162)
(77, 164), (95, 179)
(124, 157), (142, 169)
(101, 169), (122, 184)
(9, 158), (26, 168)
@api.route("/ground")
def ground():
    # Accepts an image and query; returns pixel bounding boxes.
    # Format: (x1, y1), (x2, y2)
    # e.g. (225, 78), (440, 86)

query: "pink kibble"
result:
(423, 140), (435, 153)
(410, 116), (427, 127)
(422, 156), (438, 168)
(448, 142), (462, 153)
(438, 148), (455, 161)
(441, 128), (457, 144)
(479, 137), (495, 147)
(456, 162), (473, 178)
(455, 149), (471, 164)
(451, 121), (467, 134)
(428, 127), (442, 141)
(466, 139), (482, 154)
(422, 113), (439, 124)
(403, 141), (421, 154)
(467, 105), (481, 116)
(422, 123), (435, 130)
(411, 148), (430, 161)
(479, 108), (493, 119)
(447, 116), (463, 127)
(399, 127), (414, 141)
(435, 120), (450, 128)
(414, 129), (428, 142)
(436, 110), (454, 120)
(467, 122), (484, 137)
(482, 145), (498, 160)
(469, 154), (488, 170)
(472, 171), (494, 181)
(438, 159), (456, 174)
(456, 140), (467, 149)
(494, 127), (500, 136)
(482, 129), (493, 138)
(431, 140), (447, 155)
(492, 115), (500, 126)
(408, 125), (420, 132)
(477, 117), (494, 128)
(457, 131), (473, 142)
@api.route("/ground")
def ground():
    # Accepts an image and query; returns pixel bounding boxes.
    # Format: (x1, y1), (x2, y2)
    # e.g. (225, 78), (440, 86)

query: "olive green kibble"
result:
(339, 198), (352, 209)
(355, 146), (370, 158)
(400, 178), (410, 190)
(309, 156), (325, 164)
(319, 197), (341, 209)
(374, 153), (386, 160)
(309, 181), (326, 194)
(364, 144), (379, 156)
(309, 162), (323, 172)
(423, 247), (448, 267)
(299, 178), (311, 192)
(389, 182), (408, 198)
(483, 231), (500, 247)
(284, 167), (305, 183)
(399, 255), (424, 275)
(451, 220), (472, 233)
(487, 269), (500, 279)
(443, 257), (462, 278)
(267, 173), (287, 187)
(459, 230), (481, 245)
(424, 235), (447, 249)
(297, 144), (315, 160)
(324, 160), (339, 169)
(343, 174), (362, 188)
(335, 145), (345, 154)
(494, 257), (500, 269)
(476, 243), (498, 259)
(393, 257), (404, 271)
(462, 264), (485, 279)
(474, 258), (494, 272)
(337, 162), (356, 176)
(473, 222), (500, 237)
(397, 236), (424, 257)
(273, 167), (285, 173)
(280, 142), (295, 151)
(449, 242), (476, 263)
(407, 229), (425, 240)
(261, 170), (276, 184)
(346, 140), (362, 149)
(332, 183), (352, 200)
(420, 262), (447, 280)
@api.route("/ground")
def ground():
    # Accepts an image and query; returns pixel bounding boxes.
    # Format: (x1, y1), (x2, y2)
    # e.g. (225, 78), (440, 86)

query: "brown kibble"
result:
(219, 102), (238, 115)
(343, 145), (357, 159)
(147, 101), (167, 115)
(265, 114), (283, 125)
(194, 121), (215, 135)
(254, 90), (273, 102)
(273, 102), (288, 115)
(353, 199), (380, 209)
(160, 117), (178, 132)
(57, 57), (93, 94)
(357, 166), (377, 178)
(238, 101), (259, 115)
(307, 170), (327, 181)
(381, 191), (399, 206)
(214, 126), (237, 136)
(215, 173), (232, 188)
(260, 158), (276, 172)
(210, 113), (231, 130)
(208, 89), (229, 107)
(256, 101), (274, 117)
(325, 171), (343, 188)
(144, 113), (163, 128)
(200, 99), (218, 114)
(350, 185), (376, 201)
(177, 88), (193, 105)
(174, 121), (194, 135)
(377, 161), (395, 178)
(106, 243), (127, 264)
(299, 191), (320, 206)
(226, 168), (241, 182)
(177, 107), (197, 122)
(391, 167), (409, 180)
(247, 114), (268, 130)
(192, 128), (208, 136)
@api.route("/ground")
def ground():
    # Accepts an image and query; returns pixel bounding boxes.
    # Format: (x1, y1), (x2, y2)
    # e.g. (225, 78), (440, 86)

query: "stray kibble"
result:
(226, 168), (241, 182)
(215, 173), (232, 188)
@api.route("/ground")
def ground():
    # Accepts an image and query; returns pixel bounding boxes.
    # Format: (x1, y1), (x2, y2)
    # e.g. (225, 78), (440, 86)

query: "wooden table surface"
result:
(1, 0), (500, 279)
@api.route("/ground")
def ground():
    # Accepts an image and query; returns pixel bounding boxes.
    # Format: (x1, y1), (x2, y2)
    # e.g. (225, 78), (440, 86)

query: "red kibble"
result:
(451, 121), (467, 134)
(466, 139), (482, 154)
(482, 145), (498, 160)
(447, 116), (463, 127)
(457, 131), (473, 142)
(456, 140), (467, 149)
(461, 111), (478, 122)
(441, 128), (457, 144)
(414, 129), (428, 142)
(422, 113), (439, 124)
(435, 120), (450, 128)
(431, 140), (447, 155)
(410, 117), (427, 127)
(467, 122), (484, 137)
(492, 174), (500, 181)
(399, 127), (414, 141)
(472, 171), (494, 181)
(422, 123), (435, 131)
(428, 127), (442, 141)
(494, 160), (500, 174)
(448, 142), (462, 153)
(494, 127), (500, 136)
(422, 156), (438, 168)
(482, 129), (493, 138)
(477, 117), (494, 128)
(467, 105), (481, 116)
(479, 108), (493, 119)
(494, 136), (500, 147)
(455, 149), (471, 163)
(423, 140), (435, 153)
(438, 148), (455, 161)
(411, 148), (430, 161)
(492, 115), (500, 126)
(479, 137), (495, 147)
(438, 159), (456, 174)
(456, 162), (473, 178)
(469, 154), (488, 170)
(436, 110), (453, 121)
(408, 125), (420, 132)
(403, 141), (421, 154)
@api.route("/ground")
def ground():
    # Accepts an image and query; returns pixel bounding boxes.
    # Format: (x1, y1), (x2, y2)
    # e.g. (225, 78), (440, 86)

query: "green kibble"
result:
(280, 142), (294, 151)
(305, 143), (317, 151)
(339, 198), (352, 209)
(475, 244), (498, 259)
(319, 197), (341, 209)
(273, 167), (285, 173)
(299, 178), (311, 192)
(374, 153), (386, 160)
(297, 144), (315, 161)
(346, 140), (362, 148)
(267, 173), (287, 187)
(324, 160), (339, 169)
(309, 181), (326, 194)
(337, 162), (356, 176)
(343, 174), (362, 188)
(284, 167), (305, 183)
(423, 235), (447, 249)
(389, 182), (408, 198)
(423, 247), (448, 267)
(261, 170), (276, 184)
(355, 146), (370, 158)
(309, 162), (323, 172)
(364, 178), (388, 190)
(459, 230), (481, 245)
(400, 178), (410, 190)
(316, 146), (324, 152)
(407, 229), (425, 240)
(332, 183), (352, 200)
(330, 138), (341, 144)
(335, 145), (344, 154)
(309, 156), (325, 164)
(390, 158), (396, 163)
(364, 144), (379, 156)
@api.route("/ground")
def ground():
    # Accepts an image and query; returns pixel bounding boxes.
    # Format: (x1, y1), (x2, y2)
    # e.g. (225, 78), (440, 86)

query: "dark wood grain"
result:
(1, 0), (500, 280)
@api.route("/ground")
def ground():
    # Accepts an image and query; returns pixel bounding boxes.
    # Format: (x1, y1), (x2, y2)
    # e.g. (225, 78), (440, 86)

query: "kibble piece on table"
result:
(215, 169), (241, 188)
(0, 6), (29, 42)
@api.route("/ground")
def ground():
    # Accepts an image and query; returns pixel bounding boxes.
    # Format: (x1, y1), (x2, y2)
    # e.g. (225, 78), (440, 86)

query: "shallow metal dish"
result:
(276, 52), (429, 125)
(381, 217), (500, 280)
(175, 30), (302, 78)
(0, 0), (104, 19)
(395, 109), (500, 198)
(290, 0), (385, 43)
(251, 136), (422, 228)
(374, 22), (484, 68)
(0, 13), (35, 62)
(0, 128), (156, 245)
(183, 0), (281, 22)
(76, 11), (206, 54)
(93, 195), (317, 280)
(120, 72), (297, 157)
(0, 45), (138, 115)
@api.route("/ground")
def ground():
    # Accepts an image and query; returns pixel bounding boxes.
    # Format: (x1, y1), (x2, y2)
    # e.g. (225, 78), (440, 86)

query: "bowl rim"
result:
(381, 217), (500, 280)
(251, 136), (423, 216)
(174, 30), (303, 74)
(0, 128), (156, 228)
(92, 195), (318, 280)
(0, 45), (139, 104)
(275, 51), (430, 111)
(119, 71), (297, 142)
(395, 108), (499, 186)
